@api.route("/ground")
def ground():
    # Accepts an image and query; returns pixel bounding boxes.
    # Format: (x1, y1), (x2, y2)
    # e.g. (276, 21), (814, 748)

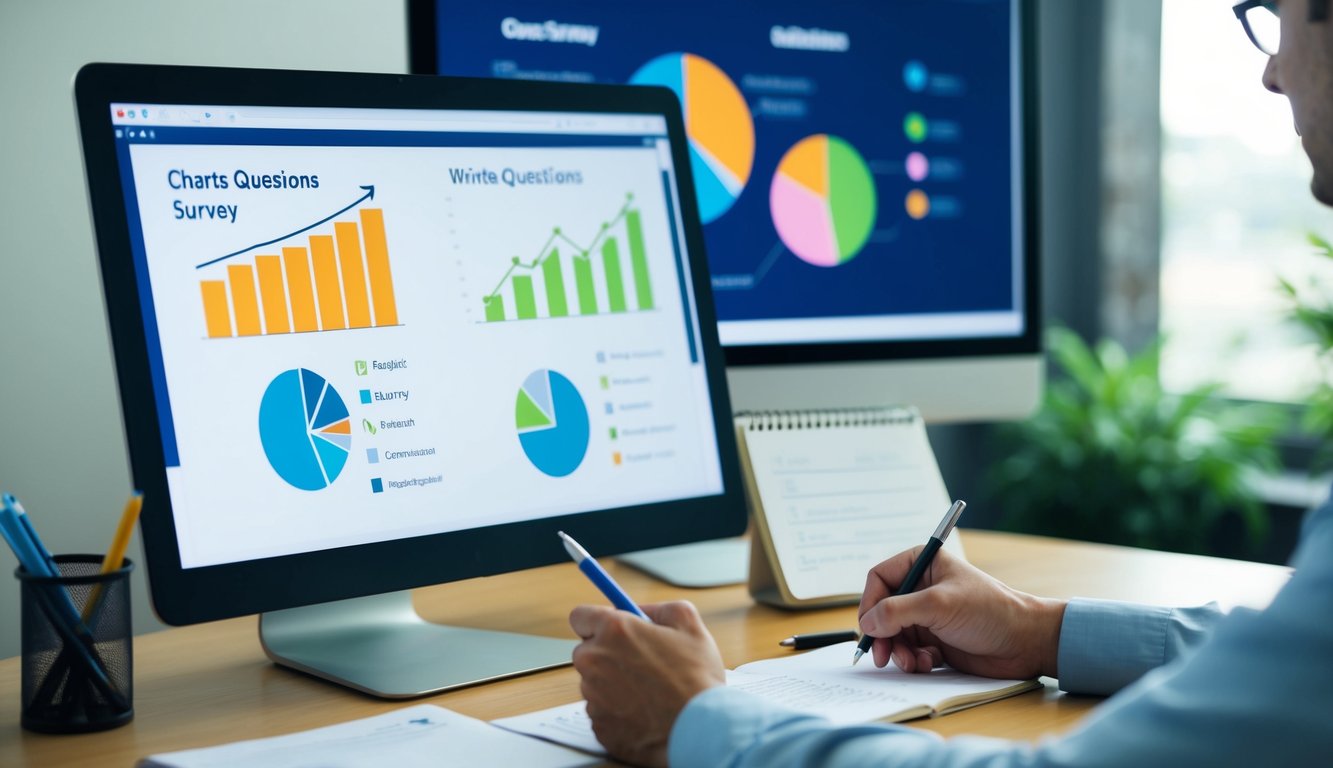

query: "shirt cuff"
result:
(669, 686), (822, 768)
(1057, 597), (1172, 696)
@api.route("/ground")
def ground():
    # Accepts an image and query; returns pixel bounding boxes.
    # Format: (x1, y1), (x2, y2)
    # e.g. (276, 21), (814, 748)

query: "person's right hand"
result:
(857, 547), (1066, 680)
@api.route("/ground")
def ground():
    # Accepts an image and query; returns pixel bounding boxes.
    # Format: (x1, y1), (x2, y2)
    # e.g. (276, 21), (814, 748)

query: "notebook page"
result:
(492, 665), (920, 757)
(734, 642), (1033, 721)
(494, 642), (1034, 754)
(743, 417), (961, 600)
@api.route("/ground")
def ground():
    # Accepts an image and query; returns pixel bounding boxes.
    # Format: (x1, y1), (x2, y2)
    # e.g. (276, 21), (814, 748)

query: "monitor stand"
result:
(617, 537), (749, 588)
(259, 590), (576, 699)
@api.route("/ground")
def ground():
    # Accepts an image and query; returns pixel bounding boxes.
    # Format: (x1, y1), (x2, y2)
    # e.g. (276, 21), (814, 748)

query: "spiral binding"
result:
(734, 407), (918, 431)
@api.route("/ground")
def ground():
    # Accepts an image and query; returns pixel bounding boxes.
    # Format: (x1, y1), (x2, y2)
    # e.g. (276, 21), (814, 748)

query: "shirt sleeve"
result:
(668, 499), (1333, 768)
(1055, 598), (1223, 695)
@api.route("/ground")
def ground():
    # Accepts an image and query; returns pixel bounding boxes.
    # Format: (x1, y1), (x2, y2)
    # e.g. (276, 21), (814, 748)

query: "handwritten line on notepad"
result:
(781, 489), (921, 500)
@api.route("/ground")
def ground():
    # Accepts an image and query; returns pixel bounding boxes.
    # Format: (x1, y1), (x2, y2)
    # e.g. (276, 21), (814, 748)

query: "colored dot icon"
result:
(904, 112), (928, 143)
(906, 190), (930, 220)
(903, 61), (929, 92)
(905, 152), (930, 182)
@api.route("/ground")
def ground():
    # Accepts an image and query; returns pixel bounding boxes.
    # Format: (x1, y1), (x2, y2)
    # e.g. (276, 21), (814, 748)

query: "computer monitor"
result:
(410, 0), (1043, 422)
(74, 63), (745, 697)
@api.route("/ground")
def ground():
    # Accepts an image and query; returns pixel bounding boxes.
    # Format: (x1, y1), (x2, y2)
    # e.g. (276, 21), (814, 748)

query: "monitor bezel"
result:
(74, 62), (746, 627)
(407, 0), (1042, 369)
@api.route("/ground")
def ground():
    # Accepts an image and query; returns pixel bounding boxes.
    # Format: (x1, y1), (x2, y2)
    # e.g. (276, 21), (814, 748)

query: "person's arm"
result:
(668, 504), (1333, 768)
(1056, 598), (1224, 695)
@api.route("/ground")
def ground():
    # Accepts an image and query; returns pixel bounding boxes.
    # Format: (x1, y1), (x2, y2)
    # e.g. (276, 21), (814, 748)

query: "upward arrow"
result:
(195, 185), (375, 269)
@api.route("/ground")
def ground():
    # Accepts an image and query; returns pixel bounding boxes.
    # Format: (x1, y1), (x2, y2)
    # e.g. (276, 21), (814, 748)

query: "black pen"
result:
(779, 630), (859, 650)
(852, 500), (966, 666)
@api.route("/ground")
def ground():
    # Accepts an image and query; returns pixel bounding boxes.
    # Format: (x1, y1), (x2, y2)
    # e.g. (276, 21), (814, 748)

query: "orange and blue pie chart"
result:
(631, 52), (755, 224)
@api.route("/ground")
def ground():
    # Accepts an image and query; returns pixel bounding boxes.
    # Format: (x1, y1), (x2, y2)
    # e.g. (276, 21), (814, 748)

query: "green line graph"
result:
(481, 193), (655, 323)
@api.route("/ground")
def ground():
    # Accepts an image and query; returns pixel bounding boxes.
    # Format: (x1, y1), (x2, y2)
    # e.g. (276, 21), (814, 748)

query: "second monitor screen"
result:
(429, 0), (1026, 348)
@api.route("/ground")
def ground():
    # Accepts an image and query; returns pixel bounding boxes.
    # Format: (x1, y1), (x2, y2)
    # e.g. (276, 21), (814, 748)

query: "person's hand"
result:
(569, 601), (725, 768)
(857, 547), (1066, 680)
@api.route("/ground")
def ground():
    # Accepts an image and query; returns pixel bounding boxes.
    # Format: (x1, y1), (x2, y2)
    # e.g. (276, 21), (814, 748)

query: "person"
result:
(568, 1), (1333, 765)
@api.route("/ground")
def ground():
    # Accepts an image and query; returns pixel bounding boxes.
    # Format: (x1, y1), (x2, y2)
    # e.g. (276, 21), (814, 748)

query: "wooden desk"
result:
(0, 530), (1291, 767)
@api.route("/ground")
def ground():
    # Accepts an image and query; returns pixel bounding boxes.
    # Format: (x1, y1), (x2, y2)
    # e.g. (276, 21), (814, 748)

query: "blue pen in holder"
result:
(16, 555), (134, 733)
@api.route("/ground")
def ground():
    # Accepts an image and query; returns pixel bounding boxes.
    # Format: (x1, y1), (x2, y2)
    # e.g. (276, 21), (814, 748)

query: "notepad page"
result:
(744, 418), (962, 600)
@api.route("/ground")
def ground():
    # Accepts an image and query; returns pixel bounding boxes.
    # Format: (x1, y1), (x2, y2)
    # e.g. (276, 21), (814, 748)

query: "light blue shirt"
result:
(670, 499), (1333, 767)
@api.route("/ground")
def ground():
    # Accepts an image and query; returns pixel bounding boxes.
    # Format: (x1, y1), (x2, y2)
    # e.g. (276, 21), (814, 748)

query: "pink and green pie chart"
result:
(770, 135), (877, 267)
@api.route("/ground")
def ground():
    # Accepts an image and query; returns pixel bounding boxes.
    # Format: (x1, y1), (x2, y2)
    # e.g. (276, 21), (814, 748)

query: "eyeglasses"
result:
(1234, 0), (1280, 55)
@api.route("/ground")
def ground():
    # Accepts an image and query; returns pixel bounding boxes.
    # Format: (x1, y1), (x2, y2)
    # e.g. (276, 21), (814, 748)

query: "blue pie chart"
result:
(515, 369), (589, 477)
(259, 368), (351, 491)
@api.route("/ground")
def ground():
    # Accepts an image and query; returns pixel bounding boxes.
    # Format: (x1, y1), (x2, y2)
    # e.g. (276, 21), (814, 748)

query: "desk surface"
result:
(0, 530), (1291, 767)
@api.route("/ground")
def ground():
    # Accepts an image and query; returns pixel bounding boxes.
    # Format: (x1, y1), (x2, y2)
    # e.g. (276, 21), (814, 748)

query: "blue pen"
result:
(1, 494), (122, 705)
(0, 507), (43, 574)
(5, 494), (58, 576)
(1, 494), (87, 626)
(559, 531), (650, 621)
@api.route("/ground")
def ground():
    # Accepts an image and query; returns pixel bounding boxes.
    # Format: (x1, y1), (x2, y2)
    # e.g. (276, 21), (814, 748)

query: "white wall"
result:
(0, 0), (408, 660)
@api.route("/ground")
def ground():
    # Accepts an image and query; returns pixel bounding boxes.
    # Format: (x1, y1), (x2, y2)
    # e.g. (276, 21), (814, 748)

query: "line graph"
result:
(481, 193), (655, 323)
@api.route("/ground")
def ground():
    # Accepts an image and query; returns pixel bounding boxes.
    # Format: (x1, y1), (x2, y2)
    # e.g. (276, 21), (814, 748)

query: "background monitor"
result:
(410, 0), (1043, 422)
(75, 63), (744, 696)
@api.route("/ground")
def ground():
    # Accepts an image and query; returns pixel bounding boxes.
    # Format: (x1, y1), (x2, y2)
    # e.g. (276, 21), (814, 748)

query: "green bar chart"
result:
(481, 195), (656, 323)
(542, 249), (569, 318)
(574, 255), (598, 315)
(602, 239), (627, 313)
(626, 209), (654, 311)
(513, 275), (537, 320)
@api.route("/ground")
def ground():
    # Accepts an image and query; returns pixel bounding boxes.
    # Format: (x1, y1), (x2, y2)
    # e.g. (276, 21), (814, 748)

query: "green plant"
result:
(1277, 233), (1333, 466)
(988, 328), (1285, 554)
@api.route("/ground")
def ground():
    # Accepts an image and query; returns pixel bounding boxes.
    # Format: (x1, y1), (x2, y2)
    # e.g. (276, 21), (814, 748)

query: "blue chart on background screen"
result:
(432, 0), (1019, 326)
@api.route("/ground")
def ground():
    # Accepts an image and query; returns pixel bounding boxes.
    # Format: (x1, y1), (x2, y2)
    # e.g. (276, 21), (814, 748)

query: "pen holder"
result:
(16, 555), (134, 733)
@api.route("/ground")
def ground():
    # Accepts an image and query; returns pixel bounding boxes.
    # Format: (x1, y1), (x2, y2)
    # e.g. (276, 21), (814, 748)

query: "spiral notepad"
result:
(736, 408), (964, 607)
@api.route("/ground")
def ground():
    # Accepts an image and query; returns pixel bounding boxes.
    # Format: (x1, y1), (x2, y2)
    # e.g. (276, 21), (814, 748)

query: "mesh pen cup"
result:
(16, 555), (134, 733)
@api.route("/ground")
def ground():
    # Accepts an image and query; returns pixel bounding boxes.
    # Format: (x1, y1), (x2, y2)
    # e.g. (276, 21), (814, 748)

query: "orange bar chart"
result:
(198, 208), (399, 339)
(228, 264), (262, 337)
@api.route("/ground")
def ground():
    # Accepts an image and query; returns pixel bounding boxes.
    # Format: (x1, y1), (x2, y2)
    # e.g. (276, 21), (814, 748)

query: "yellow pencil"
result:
(81, 491), (143, 623)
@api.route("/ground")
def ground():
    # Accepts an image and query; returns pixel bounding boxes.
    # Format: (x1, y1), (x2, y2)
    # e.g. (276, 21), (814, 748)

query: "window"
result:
(1159, 0), (1332, 403)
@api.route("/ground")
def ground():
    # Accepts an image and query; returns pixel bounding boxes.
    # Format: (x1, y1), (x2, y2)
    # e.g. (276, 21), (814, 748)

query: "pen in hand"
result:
(559, 531), (650, 621)
(853, 500), (966, 666)
(780, 630), (859, 650)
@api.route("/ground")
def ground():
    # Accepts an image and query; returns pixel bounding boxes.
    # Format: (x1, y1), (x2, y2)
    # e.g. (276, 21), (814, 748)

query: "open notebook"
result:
(493, 642), (1042, 755)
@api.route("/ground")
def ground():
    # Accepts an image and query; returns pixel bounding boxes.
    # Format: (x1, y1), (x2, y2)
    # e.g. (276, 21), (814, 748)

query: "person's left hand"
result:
(569, 601), (726, 767)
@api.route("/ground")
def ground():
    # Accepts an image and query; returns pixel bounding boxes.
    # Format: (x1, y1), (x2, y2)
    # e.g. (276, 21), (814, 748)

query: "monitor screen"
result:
(98, 96), (726, 572)
(78, 65), (745, 693)
(413, 0), (1036, 365)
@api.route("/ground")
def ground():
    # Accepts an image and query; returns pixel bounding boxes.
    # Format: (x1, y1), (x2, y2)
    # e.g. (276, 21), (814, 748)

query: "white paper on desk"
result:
(493, 642), (1034, 754)
(494, 700), (608, 756)
(742, 416), (964, 601)
(138, 704), (597, 768)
